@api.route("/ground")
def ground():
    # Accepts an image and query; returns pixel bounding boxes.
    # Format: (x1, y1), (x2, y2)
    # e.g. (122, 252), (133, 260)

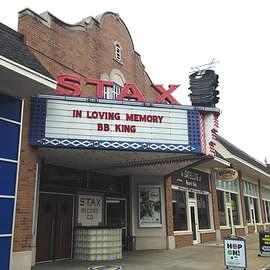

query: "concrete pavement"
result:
(33, 233), (270, 270)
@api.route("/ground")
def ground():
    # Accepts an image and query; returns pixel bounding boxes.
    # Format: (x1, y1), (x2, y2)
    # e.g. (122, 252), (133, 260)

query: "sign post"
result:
(224, 235), (247, 270)
(258, 231), (270, 257)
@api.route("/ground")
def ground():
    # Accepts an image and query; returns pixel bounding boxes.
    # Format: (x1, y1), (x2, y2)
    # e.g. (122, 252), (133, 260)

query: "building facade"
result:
(12, 9), (220, 269)
(1, 8), (268, 270)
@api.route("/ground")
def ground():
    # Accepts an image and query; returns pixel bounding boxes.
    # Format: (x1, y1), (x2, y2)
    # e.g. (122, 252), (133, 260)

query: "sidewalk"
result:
(33, 233), (270, 270)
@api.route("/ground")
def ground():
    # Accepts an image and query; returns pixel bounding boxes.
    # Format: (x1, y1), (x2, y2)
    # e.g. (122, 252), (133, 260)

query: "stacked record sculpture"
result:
(189, 69), (219, 107)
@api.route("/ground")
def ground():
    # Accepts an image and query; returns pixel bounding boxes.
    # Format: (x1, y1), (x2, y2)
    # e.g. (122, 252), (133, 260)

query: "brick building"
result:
(2, 8), (269, 270)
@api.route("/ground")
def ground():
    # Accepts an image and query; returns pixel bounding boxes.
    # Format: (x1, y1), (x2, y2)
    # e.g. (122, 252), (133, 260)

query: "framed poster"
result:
(138, 185), (162, 227)
(77, 194), (103, 226)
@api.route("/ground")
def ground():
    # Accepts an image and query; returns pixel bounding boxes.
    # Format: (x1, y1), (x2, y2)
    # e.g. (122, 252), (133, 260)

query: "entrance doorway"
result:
(189, 202), (200, 244)
(106, 198), (127, 248)
(36, 193), (73, 262)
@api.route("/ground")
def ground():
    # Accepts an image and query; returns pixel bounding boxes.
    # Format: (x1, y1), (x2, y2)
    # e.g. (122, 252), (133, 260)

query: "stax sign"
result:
(55, 74), (181, 105)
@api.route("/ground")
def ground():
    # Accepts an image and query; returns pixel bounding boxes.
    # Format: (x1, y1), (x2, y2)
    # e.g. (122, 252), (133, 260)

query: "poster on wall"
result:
(77, 194), (103, 226)
(138, 185), (162, 227)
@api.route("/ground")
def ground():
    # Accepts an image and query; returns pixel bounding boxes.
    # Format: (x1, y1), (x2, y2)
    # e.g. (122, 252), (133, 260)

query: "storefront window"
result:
(197, 193), (210, 229)
(217, 190), (226, 226)
(244, 196), (251, 223)
(264, 201), (270, 223)
(253, 198), (260, 223)
(231, 193), (240, 225)
(172, 190), (188, 231)
(244, 195), (260, 224)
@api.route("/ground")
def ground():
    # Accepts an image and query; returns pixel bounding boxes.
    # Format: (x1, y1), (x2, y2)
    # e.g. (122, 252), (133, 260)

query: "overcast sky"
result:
(1, 0), (269, 163)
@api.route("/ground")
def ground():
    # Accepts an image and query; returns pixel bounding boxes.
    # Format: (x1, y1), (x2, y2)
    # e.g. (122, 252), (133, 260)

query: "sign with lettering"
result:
(218, 168), (238, 182)
(30, 96), (202, 153)
(224, 235), (247, 269)
(56, 74), (180, 105)
(259, 231), (270, 256)
(77, 195), (103, 226)
(172, 169), (209, 191)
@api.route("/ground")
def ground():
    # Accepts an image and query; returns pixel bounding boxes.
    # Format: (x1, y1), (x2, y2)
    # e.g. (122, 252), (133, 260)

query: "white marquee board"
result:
(45, 99), (189, 145)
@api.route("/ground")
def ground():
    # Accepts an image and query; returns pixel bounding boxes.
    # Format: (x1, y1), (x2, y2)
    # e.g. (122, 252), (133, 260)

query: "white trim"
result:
(0, 55), (56, 89)
(0, 158), (18, 164)
(216, 187), (239, 194)
(234, 225), (245, 229)
(0, 234), (12, 237)
(214, 157), (231, 167)
(0, 195), (15, 199)
(31, 160), (41, 266)
(174, 230), (192, 235)
(10, 99), (24, 270)
(220, 226), (232, 230)
(198, 229), (216, 233)
(188, 200), (200, 244)
(0, 117), (21, 125)
(230, 156), (270, 178)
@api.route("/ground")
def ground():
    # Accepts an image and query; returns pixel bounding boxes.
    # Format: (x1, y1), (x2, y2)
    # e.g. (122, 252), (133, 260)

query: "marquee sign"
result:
(30, 96), (219, 155)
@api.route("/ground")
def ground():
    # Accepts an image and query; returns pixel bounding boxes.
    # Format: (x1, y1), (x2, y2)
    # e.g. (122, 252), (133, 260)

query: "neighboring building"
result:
(215, 136), (270, 236)
(165, 135), (270, 248)
(0, 23), (56, 270)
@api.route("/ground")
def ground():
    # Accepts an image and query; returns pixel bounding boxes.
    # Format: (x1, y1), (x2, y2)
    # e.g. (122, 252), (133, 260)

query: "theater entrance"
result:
(36, 192), (73, 262)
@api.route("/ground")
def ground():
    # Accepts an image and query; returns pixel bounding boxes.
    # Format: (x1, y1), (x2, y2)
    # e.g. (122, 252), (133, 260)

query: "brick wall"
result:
(248, 225), (255, 234)
(165, 177), (174, 236)
(221, 229), (232, 240)
(13, 100), (37, 251)
(175, 234), (193, 248)
(235, 227), (246, 236)
(200, 232), (216, 243)
(18, 11), (160, 102)
(210, 170), (220, 230)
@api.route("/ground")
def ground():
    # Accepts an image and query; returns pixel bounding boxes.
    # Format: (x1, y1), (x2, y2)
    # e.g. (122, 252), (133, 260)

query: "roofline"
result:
(0, 55), (56, 89)
(18, 8), (154, 84)
(228, 155), (270, 178)
(217, 135), (267, 167)
(214, 156), (231, 167)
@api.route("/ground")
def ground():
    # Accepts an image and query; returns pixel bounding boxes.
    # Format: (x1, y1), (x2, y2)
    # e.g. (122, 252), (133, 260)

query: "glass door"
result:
(189, 202), (200, 244)
(226, 206), (235, 234)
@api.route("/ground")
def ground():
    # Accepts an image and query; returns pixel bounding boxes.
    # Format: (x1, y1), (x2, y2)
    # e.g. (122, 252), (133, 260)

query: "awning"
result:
(38, 147), (204, 176)
(0, 55), (56, 98)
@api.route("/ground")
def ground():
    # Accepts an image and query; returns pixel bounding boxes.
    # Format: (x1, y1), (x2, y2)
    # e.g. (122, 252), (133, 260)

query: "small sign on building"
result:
(224, 235), (247, 269)
(77, 194), (103, 226)
(258, 231), (270, 257)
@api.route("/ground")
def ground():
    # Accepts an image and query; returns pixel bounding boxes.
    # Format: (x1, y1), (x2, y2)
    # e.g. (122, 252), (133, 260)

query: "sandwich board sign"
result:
(258, 231), (270, 257)
(224, 235), (247, 269)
